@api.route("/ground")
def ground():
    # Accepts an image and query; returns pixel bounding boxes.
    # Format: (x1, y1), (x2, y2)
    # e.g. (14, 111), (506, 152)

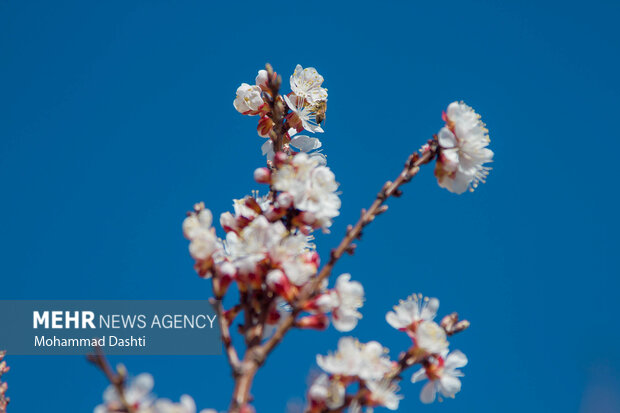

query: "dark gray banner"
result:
(0, 300), (221, 355)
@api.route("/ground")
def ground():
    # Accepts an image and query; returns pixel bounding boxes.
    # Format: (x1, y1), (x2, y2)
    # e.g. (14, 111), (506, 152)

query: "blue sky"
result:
(1, 0), (619, 412)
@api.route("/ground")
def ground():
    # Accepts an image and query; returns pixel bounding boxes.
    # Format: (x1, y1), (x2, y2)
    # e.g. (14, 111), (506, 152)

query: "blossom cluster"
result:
(309, 338), (400, 411)
(234, 65), (328, 163)
(94, 372), (216, 413)
(387, 294), (468, 403)
(307, 295), (468, 412)
(182, 183), (361, 333)
(254, 151), (340, 231)
(0, 351), (8, 413)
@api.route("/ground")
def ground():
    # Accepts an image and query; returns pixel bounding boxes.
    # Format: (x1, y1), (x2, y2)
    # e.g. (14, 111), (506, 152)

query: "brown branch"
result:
(305, 143), (438, 296)
(87, 346), (136, 413)
(228, 142), (438, 412)
(210, 297), (242, 376)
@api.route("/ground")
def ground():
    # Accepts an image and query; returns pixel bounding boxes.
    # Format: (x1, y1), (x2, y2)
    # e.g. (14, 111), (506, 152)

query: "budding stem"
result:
(264, 63), (287, 154)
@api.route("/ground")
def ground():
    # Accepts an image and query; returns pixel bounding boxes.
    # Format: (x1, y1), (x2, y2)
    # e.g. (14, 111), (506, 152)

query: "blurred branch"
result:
(87, 346), (136, 413)
(210, 297), (242, 375)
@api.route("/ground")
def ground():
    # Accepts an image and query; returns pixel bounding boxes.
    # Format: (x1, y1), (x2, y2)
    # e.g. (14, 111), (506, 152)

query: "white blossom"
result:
(366, 379), (403, 411)
(283, 94), (324, 133)
(289, 64), (328, 104)
(233, 83), (264, 115)
(272, 153), (340, 230)
(435, 101), (493, 194)
(308, 373), (345, 409)
(255, 69), (268, 89)
(411, 350), (468, 404)
(316, 337), (392, 381)
(415, 321), (449, 354)
(323, 273), (364, 332)
(95, 373), (154, 413)
(183, 208), (219, 262)
(152, 395), (198, 413)
(385, 294), (439, 331)
(223, 214), (317, 285)
(290, 135), (326, 165)
(280, 256), (317, 286)
(225, 216), (287, 271)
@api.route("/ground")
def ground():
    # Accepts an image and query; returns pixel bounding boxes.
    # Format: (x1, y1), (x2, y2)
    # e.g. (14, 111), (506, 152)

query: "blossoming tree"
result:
(2, 63), (493, 413)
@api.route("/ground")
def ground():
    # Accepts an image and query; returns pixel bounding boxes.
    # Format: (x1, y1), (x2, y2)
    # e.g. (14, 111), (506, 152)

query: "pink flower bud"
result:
(254, 167), (272, 184)
(266, 270), (297, 302)
(296, 314), (329, 330)
(216, 262), (236, 294)
(302, 292), (335, 312)
(257, 116), (274, 137)
(274, 151), (289, 167)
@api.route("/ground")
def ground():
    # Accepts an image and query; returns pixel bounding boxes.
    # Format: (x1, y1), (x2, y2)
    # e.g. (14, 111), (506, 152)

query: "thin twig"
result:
(210, 297), (242, 375)
(87, 346), (136, 413)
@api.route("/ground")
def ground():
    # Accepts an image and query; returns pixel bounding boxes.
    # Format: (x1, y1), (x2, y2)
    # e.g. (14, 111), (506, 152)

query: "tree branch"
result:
(87, 346), (136, 413)
(210, 297), (242, 375)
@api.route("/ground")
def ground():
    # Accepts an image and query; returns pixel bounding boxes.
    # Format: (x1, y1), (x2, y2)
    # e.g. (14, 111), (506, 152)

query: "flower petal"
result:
(438, 127), (457, 148)
(445, 350), (468, 369)
(439, 375), (462, 397)
(290, 135), (322, 152)
(420, 381), (437, 404)
(411, 367), (427, 383)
